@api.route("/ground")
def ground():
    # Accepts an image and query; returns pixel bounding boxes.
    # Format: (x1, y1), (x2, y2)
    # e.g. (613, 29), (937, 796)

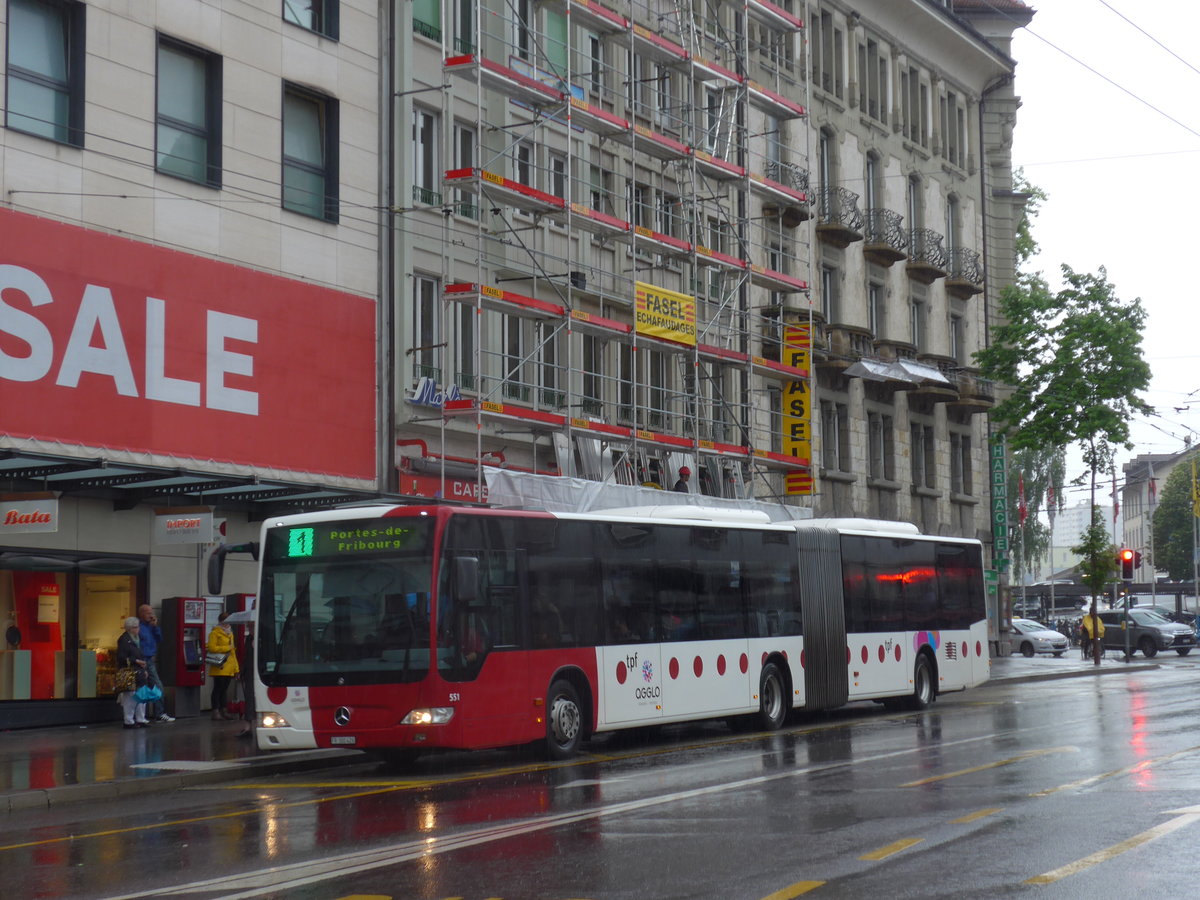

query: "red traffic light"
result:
(1119, 547), (1135, 580)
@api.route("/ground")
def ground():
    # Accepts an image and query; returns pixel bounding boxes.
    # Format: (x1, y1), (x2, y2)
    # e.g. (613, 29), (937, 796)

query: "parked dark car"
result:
(1098, 609), (1196, 658)
(1138, 604), (1197, 628)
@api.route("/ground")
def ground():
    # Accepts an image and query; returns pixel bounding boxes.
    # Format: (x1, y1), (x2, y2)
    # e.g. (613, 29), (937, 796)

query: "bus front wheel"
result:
(907, 655), (935, 710)
(758, 663), (788, 731)
(546, 679), (584, 759)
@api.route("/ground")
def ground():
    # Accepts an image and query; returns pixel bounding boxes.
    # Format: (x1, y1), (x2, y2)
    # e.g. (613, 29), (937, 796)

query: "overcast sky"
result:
(1008, 1), (1200, 502)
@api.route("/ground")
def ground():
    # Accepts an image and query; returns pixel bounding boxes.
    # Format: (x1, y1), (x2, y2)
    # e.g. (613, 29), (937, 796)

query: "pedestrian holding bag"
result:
(205, 650), (228, 667)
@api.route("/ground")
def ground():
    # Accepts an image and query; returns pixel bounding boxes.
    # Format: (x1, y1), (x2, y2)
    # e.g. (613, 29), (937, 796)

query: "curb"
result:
(990, 661), (1159, 686)
(0, 748), (363, 814)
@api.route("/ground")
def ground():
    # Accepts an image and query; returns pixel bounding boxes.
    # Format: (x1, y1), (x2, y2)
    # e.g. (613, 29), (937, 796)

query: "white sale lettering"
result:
(0, 264), (258, 415)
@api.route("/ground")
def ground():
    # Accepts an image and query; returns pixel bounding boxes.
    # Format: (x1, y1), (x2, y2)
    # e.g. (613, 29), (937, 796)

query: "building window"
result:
(820, 400), (849, 473)
(412, 0), (440, 41)
(453, 122), (476, 217)
(5, 0), (86, 146)
(945, 194), (960, 255)
(156, 38), (221, 187)
(412, 107), (439, 206)
(283, 0), (338, 40)
(548, 151), (568, 200)
(282, 84), (338, 222)
(811, 9), (844, 99)
(909, 294), (926, 351)
(454, 302), (474, 388)
(950, 431), (972, 495)
(514, 139), (534, 186)
(412, 274), (440, 380)
(867, 279), (883, 336)
(868, 411), (894, 481)
(950, 313), (965, 364)
(515, 0), (531, 61)
(647, 350), (667, 428)
(857, 38), (886, 123)
(582, 334), (602, 407)
(910, 422), (935, 489)
(586, 32), (604, 96)
(940, 89), (966, 167)
(503, 316), (528, 400)
(820, 264), (839, 322)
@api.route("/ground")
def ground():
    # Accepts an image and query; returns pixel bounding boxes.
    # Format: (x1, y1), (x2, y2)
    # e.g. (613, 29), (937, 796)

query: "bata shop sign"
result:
(154, 506), (215, 544)
(0, 209), (376, 481)
(0, 493), (59, 534)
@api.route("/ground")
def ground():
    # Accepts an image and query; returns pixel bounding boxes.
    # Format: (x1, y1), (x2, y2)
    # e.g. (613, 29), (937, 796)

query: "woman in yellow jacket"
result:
(207, 611), (241, 720)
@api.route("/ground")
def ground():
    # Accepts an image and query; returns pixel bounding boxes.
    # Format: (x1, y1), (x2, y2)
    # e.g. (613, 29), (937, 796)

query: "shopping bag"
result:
(205, 651), (228, 667)
(135, 684), (163, 703)
(114, 667), (137, 693)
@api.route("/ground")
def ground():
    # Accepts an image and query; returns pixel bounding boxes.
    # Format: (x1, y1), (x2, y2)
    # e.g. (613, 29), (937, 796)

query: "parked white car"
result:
(1010, 618), (1070, 657)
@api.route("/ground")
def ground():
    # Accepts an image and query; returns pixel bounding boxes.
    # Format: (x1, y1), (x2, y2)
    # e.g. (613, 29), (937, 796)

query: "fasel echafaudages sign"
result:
(0, 208), (376, 482)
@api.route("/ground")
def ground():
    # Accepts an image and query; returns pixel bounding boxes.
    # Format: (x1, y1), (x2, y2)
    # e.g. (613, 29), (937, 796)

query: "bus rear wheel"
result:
(907, 655), (935, 710)
(546, 679), (584, 759)
(758, 663), (788, 731)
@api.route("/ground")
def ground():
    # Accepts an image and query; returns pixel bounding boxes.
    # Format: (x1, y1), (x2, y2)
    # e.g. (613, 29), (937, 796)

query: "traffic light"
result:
(1119, 547), (1135, 580)
(1134, 550), (1143, 570)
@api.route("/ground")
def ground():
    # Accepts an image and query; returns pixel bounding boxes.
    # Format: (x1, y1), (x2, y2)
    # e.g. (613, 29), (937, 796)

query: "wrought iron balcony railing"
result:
(764, 160), (810, 194)
(949, 247), (984, 284)
(906, 227), (948, 282)
(814, 186), (863, 246)
(862, 208), (907, 263)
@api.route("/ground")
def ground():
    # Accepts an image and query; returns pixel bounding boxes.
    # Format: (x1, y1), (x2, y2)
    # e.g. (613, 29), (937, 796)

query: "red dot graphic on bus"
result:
(763, 651), (769, 666)
(894, 644), (902, 662)
(800, 649), (806, 669)
(846, 646), (851, 663)
(961, 642), (968, 659)
(861, 646), (869, 664)
(878, 645), (885, 662)
(669, 657), (680, 680)
(740, 653), (749, 673)
(267, 685), (287, 706)
(616, 661), (627, 684)
(976, 641), (983, 657)
(717, 654), (726, 675)
(693, 656), (704, 677)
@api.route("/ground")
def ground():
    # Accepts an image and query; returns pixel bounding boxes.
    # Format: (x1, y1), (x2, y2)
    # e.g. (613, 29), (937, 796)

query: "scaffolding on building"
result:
(405, 0), (814, 505)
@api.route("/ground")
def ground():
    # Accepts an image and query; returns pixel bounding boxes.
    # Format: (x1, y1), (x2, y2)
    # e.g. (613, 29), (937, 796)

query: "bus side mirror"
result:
(455, 557), (479, 604)
(207, 542), (260, 595)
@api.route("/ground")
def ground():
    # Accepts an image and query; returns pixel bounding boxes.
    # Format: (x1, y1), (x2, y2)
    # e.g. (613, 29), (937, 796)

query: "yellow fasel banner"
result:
(635, 281), (696, 346)
(781, 323), (812, 495)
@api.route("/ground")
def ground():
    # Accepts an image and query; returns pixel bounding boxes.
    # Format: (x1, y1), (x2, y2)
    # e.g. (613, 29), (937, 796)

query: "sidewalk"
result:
(0, 714), (359, 814)
(0, 653), (1156, 814)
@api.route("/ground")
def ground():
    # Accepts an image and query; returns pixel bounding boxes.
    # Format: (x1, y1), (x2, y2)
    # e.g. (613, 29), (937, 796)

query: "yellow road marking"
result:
(1030, 744), (1200, 797)
(950, 807), (1003, 824)
(759, 881), (825, 899)
(1026, 812), (1200, 884)
(901, 746), (1074, 786)
(859, 837), (923, 861)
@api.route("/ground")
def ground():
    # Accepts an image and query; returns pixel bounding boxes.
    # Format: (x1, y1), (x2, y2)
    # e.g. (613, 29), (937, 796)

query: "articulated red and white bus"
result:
(216, 504), (988, 760)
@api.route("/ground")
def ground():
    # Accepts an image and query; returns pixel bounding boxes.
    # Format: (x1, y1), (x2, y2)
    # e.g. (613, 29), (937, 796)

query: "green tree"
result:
(1152, 455), (1199, 580)
(1008, 446), (1066, 581)
(977, 263), (1152, 663)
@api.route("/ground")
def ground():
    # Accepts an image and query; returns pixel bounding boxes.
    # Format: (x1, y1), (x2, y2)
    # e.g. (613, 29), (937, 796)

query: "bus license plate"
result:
(330, 736), (357, 745)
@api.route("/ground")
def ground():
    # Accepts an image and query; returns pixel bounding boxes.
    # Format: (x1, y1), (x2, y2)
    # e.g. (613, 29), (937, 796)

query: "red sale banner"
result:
(0, 209), (376, 481)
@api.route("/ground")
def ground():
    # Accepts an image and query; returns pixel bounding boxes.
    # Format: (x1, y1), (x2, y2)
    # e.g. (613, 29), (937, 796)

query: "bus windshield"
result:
(258, 517), (435, 685)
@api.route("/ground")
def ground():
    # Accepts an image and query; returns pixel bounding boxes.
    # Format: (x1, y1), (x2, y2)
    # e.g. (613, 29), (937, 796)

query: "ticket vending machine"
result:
(159, 597), (208, 718)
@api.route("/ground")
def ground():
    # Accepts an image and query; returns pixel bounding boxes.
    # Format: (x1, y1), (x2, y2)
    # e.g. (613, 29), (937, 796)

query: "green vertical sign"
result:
(991, 436), (1008, 571)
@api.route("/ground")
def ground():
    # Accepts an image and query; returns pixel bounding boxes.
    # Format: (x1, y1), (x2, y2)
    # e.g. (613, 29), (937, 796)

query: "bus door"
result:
(598, 566), (662, 727)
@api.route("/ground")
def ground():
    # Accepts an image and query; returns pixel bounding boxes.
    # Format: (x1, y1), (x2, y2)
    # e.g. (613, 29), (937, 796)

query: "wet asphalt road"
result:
(6, 658), (1200, 899)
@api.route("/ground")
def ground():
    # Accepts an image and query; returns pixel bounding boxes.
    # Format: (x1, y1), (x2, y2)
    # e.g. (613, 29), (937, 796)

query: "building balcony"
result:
(862, 208), (907, 266)
(814, 186), (864, 248)
(946, 247), (985, 298)
(906, 228), (949, 284)
(906, 354), (960, 408)
(946, 366), (996, 416)
(816, 323), (874, 373)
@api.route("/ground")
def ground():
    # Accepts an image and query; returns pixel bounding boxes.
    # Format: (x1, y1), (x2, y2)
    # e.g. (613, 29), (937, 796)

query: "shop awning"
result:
(0, 449), (405, 520)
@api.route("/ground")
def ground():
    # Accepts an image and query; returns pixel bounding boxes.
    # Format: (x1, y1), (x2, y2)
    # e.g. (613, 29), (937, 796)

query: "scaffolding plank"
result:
(752, 447), (811, 469)
(570, 417), (633, 439)
(444, 282), (566, 319)
(693, 245), (748, 271)
(751, 355), (809, 380)
(569, 96), (630, 136)
(635, 428), (695, 450)
(746, 0), (804, 32)
(443, 167), (566, 215)
(749, 265), (809, 293)
(632, 226), (692, 258)
(538, 0), (629, 33)
(697, 343), (750, 364)
(748, 173), (807, 207)
(569, 309), (633, 339)
(444, 54), (565, 107)
(632, 124), (691, 161)
(561, 202), (632, 238)
(632, 23), (688, 64)
(746, 80), (806, 119)
(691, 55), (743, 86)
(477, 399), (569, 428)
(693, 150), (746, 181)
(697, 439), (749, 459)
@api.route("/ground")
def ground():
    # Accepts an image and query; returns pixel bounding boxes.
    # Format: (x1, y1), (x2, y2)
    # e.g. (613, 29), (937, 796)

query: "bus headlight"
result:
(401, 707), (455, 725)
(260, 711), (291, 729)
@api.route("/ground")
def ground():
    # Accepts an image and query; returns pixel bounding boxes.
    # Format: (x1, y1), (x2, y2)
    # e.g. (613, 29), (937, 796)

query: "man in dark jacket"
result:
(137, 604), (174, 722)
(672, 466), (691, 493)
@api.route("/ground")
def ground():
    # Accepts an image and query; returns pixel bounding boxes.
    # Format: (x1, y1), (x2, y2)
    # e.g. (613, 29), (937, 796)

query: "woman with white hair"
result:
(116, 616), (150, 728)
